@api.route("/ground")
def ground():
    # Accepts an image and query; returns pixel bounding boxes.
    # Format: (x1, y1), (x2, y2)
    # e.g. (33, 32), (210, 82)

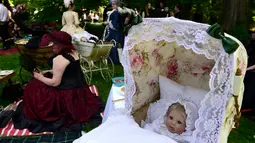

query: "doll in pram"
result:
(73, 17), (247, 143)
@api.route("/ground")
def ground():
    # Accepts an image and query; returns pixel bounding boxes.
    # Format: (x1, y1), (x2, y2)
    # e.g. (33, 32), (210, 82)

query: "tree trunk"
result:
(221, 0), (248, 32)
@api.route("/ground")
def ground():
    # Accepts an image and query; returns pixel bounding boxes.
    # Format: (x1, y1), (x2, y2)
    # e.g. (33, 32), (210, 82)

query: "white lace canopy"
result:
(121, 17), (246, 143)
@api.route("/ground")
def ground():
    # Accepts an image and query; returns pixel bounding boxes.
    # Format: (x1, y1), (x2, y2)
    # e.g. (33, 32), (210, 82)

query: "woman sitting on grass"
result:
(12, 31), (104, 133)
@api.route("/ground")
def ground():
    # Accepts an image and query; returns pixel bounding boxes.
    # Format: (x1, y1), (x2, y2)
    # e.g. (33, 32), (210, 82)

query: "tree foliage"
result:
(9, 0), (254, 41)
(10, 0), (109, 24)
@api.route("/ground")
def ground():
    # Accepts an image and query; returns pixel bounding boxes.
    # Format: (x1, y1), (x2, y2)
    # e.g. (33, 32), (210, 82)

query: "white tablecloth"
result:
(102, 84), (125, 123)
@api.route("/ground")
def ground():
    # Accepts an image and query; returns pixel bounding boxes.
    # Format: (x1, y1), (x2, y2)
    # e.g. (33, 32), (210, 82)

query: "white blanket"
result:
(73, 110), (177, 143)
(72, 31), (98, 43)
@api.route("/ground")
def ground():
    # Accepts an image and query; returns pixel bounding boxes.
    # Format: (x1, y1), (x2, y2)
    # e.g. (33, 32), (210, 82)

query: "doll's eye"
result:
(169, 116), (173, 120)
(177, 121), (182, 124)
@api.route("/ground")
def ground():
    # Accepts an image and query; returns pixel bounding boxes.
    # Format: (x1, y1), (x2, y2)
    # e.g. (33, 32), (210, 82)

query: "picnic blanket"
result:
(0, 132), (82, 143)
(0, 85), (101, 137)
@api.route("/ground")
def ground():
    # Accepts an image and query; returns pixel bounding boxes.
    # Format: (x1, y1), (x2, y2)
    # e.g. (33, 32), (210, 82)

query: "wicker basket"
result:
(73, 41), (114, 61)
(15, 39), (53, 68)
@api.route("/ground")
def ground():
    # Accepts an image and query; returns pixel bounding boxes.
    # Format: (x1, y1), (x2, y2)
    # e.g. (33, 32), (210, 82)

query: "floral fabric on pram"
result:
(122, 17), (247, 143)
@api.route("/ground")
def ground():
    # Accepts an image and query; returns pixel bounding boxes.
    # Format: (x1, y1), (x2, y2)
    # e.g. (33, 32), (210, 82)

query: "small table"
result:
(102, 84), (125, 123)
(0, 70), (16, 84)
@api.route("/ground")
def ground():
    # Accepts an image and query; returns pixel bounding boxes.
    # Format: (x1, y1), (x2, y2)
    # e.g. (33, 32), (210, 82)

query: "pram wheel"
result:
(80, 56), (92, 84)
(100, 58), (114, 81)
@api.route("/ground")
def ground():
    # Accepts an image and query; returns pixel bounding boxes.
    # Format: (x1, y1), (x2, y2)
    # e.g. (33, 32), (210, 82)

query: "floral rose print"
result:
(152, 49), (161, 66)
(131, 54), (144, 71)
(152, 49), (159, 56)
(202, 65), (212, 72)
(167, 60), (178, 78)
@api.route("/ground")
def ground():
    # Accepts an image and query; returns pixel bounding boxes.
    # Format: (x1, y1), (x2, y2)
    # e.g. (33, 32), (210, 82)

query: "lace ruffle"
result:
(145, 116), (193, 143)
(145, 99), (198, 134)
(121, 17), (240, 143)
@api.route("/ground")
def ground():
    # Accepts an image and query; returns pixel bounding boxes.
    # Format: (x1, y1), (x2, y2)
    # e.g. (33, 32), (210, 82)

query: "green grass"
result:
(1, 53), (255, 142)
(1, 21), (255, 141)
(0, 52), (123, 133)
(0, 53), (123, 103)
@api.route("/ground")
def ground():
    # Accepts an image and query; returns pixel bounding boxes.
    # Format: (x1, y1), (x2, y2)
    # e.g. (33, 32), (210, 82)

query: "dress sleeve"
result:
(109, 10), (120, 30)
(74, 12), (80, 26)
(62, 13), (66, 26)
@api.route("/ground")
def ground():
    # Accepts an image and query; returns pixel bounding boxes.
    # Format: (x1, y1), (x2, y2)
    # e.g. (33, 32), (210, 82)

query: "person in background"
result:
(155, 0), (168, 18)
(170, 3), (182, 19)
(0, 0), (10, 50)
(61, 0), (83, 35)
(242, 34), (255, 118)
(93, 12), (99, 22)
(82, 8), (87, 21)
(13, 4), (29, 34)
(88, 10), (93, 22)
(104, 0), (126, 64)
(4, 0), (14, 38)
(142, 1), (155, 18)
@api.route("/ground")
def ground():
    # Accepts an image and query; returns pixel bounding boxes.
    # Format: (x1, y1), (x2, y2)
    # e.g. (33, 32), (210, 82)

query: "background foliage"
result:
(9, 0), (255, 42)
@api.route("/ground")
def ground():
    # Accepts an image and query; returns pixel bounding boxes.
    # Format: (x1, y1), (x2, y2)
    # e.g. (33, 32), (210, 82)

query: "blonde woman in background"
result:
(61, 0), (83, 35)
(142, 1), (155, 18)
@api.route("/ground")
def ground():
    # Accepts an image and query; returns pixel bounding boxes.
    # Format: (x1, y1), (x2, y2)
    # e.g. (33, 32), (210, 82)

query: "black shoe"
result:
(0, 110), (14, 128)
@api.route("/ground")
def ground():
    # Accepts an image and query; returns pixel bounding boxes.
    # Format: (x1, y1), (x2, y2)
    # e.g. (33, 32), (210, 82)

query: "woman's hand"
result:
(125, 16), (130, 25)
(247, 65), (255, 71)
(103, 21), (108, 25)
(33, 71), (44, 80)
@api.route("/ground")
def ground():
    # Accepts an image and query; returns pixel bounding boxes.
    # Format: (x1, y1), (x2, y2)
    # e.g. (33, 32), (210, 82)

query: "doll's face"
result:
(165, 109), (186, 134)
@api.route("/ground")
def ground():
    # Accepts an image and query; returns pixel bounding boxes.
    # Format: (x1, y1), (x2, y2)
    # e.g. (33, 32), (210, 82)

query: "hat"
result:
(64, 0), (74, 8)
(40, 31), (75, 51)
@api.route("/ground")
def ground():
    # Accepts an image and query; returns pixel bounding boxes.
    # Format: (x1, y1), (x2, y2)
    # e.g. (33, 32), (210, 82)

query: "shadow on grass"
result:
(1, 51), (255, 143)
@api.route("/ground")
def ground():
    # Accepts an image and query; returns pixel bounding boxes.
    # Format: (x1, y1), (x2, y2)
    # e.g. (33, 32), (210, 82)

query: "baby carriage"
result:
(74, 17), (247, 143)
(72, 39), (115, 84)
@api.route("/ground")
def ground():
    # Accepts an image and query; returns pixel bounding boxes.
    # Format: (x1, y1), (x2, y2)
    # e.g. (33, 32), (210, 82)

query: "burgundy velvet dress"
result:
(13, 54), (103, 133)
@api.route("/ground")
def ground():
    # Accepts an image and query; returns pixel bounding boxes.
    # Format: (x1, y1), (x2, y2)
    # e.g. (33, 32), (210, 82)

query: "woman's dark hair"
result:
(155, 0), (166, 8)
(69, 1), (74, 8)
(145, 1), (152, 16)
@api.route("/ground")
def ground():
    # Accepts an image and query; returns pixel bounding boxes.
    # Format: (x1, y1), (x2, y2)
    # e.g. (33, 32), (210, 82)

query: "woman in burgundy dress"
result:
(12, 31), (104, 133)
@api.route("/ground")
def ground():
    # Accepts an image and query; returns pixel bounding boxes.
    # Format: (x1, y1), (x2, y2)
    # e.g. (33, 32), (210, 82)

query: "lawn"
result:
(1, 53), (255, 142)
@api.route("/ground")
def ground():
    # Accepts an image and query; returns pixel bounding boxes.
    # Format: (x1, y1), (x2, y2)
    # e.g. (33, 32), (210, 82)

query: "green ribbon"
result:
(206, 23), (239, 54)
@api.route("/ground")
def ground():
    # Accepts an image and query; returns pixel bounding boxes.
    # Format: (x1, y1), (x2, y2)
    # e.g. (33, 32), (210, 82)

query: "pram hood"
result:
(121, 17), (247, 143)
